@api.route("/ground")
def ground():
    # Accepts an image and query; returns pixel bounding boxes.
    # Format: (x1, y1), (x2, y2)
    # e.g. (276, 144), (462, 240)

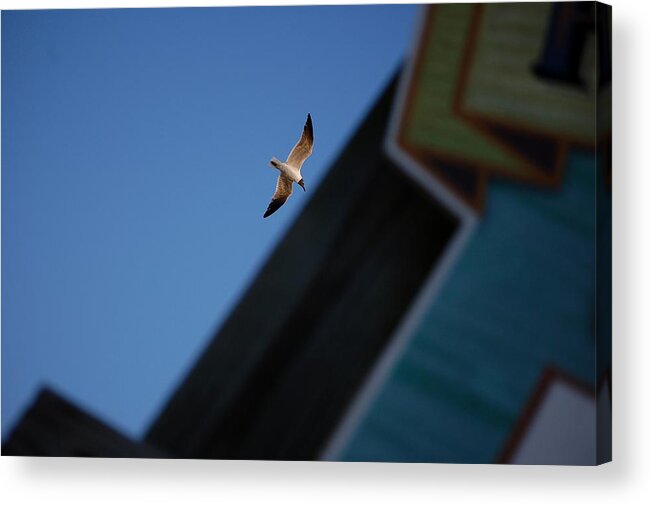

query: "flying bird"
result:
(264, 113), (314, 218)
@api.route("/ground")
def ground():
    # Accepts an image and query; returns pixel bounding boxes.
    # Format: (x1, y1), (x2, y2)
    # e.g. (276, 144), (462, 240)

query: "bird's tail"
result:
(269, 157), (282, 169)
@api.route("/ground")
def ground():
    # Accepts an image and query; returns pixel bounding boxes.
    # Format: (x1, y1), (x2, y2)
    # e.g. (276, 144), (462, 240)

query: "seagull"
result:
(263, 113), (313, 218)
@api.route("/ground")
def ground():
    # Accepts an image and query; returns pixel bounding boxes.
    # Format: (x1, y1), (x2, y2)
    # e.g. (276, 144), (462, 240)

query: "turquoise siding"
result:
(343, 151), (597, 463)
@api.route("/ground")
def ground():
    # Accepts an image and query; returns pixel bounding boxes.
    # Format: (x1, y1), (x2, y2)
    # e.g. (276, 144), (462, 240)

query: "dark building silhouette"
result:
(3, 389), (162, 458)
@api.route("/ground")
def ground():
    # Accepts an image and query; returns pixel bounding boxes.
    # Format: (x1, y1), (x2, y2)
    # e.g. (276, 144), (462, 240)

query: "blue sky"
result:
(1, 5), (418, 438)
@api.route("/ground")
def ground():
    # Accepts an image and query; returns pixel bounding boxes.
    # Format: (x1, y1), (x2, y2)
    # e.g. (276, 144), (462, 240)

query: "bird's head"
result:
(297, 179), (306, 191)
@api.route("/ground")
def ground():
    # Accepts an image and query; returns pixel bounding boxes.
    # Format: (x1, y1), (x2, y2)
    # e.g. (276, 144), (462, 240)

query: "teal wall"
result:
(343, 151), (598, 463)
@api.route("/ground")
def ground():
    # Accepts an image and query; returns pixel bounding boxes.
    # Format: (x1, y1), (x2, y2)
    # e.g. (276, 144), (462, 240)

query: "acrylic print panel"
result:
(2, 2), (611, 465)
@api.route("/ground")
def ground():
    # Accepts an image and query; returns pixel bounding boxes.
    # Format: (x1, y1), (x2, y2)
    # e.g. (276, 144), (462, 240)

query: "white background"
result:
(1, 0), (649, 503)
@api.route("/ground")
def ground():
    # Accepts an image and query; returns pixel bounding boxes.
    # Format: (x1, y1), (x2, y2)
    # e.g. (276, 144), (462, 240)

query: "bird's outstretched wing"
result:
(286, 113), (313, 172)
(263, 175), (293, 218)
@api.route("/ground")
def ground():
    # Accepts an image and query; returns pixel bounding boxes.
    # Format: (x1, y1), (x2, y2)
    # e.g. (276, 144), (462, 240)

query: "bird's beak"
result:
(298, 180), (306, 191)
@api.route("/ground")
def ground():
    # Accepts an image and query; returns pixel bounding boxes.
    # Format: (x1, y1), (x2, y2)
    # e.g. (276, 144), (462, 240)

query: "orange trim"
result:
(394, 3), (609, 214)
(497, 367), (594, 464)
(396, 5), (436, 157)
(397, 138), (487, 212)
